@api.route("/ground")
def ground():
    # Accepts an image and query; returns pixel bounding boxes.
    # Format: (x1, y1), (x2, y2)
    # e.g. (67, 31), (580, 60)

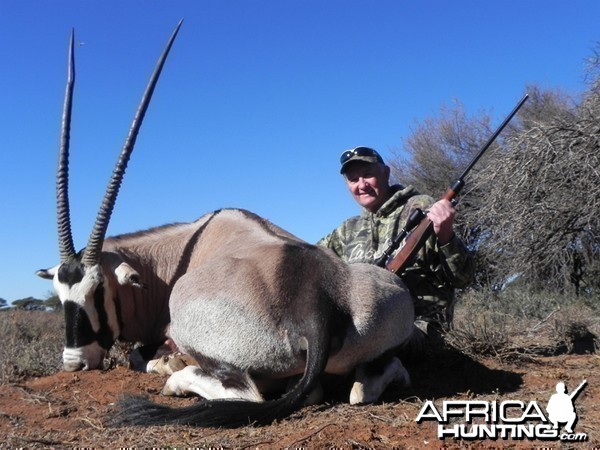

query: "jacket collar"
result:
(360, 184), (420, 219)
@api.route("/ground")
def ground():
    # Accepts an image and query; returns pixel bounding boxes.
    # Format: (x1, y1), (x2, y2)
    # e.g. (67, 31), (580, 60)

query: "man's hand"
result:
(427, 199), (455, 246)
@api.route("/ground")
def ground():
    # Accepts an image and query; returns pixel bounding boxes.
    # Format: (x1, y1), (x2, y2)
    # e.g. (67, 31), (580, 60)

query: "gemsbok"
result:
(37, 21), (415, 427)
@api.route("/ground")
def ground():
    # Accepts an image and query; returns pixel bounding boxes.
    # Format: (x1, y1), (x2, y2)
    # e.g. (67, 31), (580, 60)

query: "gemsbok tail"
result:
(113, 317), (331, 427)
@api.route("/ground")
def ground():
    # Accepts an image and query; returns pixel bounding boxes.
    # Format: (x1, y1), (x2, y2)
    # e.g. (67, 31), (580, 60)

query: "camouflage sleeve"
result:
(316, 232), (332, 248)
(316, 226), (344, 259)
(437, 233), (475, 288)
(407, 194), (474, 289)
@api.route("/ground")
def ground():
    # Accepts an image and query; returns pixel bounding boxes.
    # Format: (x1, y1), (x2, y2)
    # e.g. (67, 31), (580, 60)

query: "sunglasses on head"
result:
(339, 147), (383, 165)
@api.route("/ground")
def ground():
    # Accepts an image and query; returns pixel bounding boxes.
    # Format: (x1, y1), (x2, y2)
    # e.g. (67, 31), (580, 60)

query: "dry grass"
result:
(448, 287), (600, 360)
(1, 287), (598, 383)
(0, 309), (63, 382)
(0, 309), (132, 383)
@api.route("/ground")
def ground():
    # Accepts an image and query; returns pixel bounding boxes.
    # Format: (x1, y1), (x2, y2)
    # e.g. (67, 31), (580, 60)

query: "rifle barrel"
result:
(457, 94), (529, 181)
(383, 93), (530, 275)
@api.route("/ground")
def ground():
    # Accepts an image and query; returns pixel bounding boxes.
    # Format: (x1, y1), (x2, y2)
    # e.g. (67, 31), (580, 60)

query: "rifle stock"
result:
(383, 94), (529, 275)
(386, 218), (433, 274)
(385, 186), (458, 274)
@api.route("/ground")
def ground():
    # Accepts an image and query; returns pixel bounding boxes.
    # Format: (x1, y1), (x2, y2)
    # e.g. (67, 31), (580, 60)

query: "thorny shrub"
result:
(448, 287), (600, 360)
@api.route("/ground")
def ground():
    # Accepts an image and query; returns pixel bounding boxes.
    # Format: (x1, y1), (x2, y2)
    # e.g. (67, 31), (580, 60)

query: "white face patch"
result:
(53, 262), (120, 370)
(52, 271), (71, 304)
(54, 264), (104, 333)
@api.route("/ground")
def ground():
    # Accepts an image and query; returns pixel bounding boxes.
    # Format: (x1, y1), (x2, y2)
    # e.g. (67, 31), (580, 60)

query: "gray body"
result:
(164, 209), (413, 379)
(100, 208), (414, 380)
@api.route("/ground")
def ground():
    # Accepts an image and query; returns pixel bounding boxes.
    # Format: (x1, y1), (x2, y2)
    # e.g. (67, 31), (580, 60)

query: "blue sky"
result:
(1, 1), (598, 302)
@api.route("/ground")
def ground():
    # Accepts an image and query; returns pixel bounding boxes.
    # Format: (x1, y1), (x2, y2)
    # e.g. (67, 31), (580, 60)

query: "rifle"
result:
(375, 94), (529, 274)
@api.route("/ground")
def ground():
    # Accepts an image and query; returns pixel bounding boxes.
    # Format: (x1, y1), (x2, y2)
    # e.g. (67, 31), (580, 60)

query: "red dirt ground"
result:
(1, 349), (598, 449)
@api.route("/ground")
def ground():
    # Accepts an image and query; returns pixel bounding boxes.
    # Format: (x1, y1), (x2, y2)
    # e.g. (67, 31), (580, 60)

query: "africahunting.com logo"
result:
(416, 380), (588, 442)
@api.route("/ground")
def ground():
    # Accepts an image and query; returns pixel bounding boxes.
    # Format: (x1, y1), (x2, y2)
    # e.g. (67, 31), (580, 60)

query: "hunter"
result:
(318, 146), (474, 342)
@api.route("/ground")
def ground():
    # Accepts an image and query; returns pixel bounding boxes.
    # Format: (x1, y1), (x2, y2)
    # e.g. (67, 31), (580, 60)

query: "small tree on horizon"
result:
(12, 297), (47, 311)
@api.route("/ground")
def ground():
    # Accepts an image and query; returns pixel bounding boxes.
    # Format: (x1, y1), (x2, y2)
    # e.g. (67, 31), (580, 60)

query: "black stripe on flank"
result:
(169, 210), (221, 287)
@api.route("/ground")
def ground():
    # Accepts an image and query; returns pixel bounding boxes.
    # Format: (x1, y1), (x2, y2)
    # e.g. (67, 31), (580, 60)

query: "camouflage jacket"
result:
(317, 185), (474, 323)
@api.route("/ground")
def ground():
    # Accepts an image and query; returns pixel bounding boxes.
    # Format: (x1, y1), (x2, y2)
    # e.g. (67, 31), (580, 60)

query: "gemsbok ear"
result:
(114, 262), (149, 289)
(36, 266), (58, 280)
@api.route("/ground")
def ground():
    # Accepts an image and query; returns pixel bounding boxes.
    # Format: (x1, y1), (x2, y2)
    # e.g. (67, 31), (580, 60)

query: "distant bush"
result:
(0, 309), (63, 382)
(448, 287), (600, 359)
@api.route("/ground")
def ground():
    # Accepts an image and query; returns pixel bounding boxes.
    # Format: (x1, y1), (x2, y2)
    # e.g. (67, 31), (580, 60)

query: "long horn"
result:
(81, 19), (183, 266)
(57, 29), (77, 262)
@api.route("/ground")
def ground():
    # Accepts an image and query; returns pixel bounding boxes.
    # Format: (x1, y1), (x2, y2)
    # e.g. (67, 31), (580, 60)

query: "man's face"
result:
(344, 162), (391, 213)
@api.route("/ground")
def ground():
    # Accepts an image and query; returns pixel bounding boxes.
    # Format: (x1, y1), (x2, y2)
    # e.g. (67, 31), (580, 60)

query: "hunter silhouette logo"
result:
(415, 379), (589, 442)
(546, 380), (587, 434)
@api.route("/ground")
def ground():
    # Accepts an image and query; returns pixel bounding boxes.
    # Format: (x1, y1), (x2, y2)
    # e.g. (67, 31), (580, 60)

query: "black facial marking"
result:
(93, 284), (115, 350)
(57, 258), (85, 287)
(64, 301), (96, 348)
(63, 284), (115, 351)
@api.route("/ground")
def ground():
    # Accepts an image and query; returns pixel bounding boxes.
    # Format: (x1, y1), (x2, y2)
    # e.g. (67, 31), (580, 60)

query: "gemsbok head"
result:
(37, 21), (183, 372)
